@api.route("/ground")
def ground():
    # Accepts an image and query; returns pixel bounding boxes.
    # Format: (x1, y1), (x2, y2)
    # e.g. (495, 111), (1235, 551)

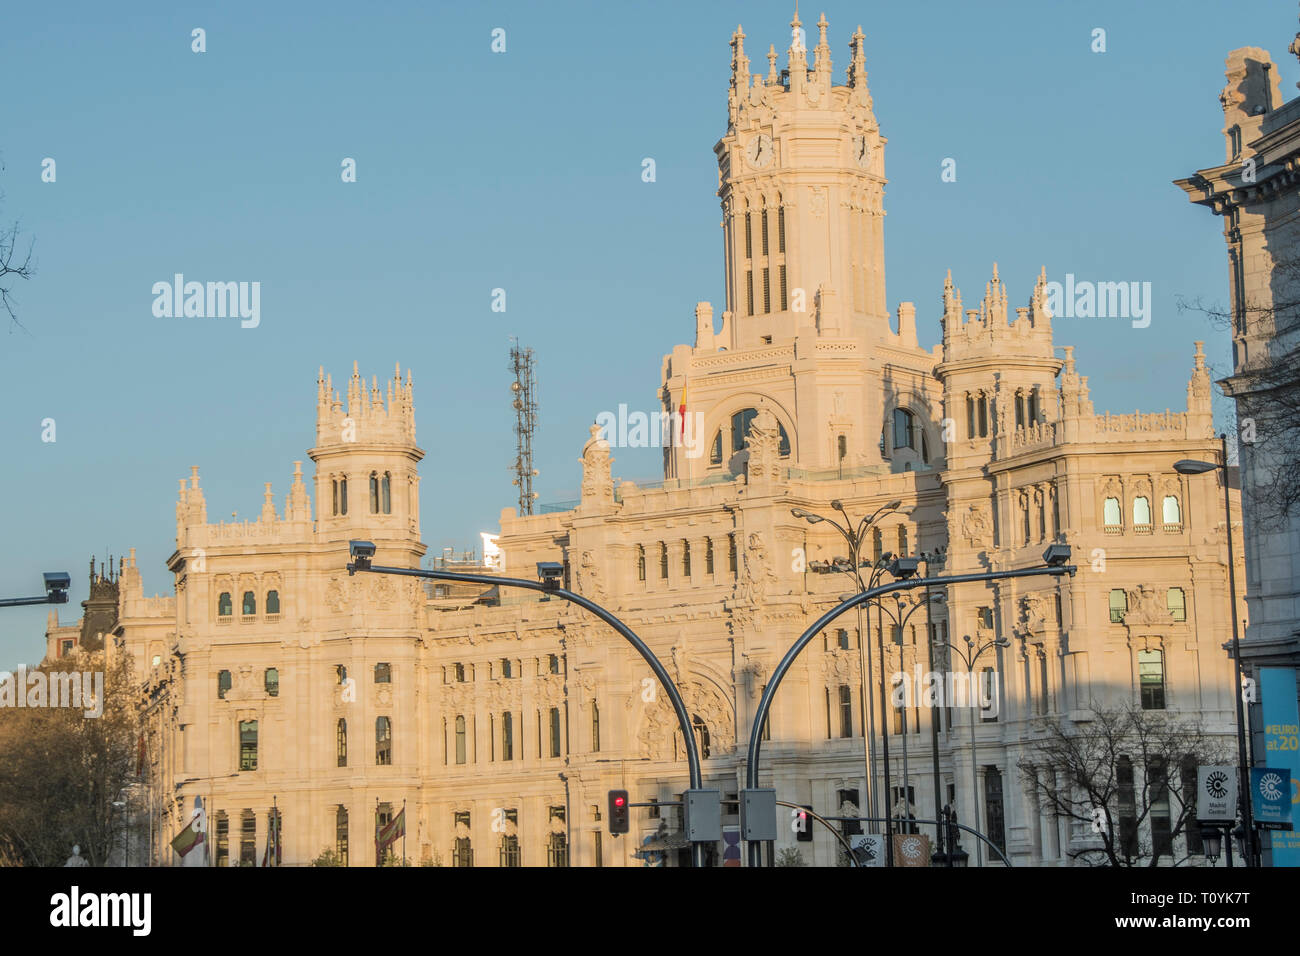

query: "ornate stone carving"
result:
(1125, 584), (1168, 628)
(1016, 592), (1049, 639)
(325, 576), (350, 614)
(744, 407), (783, 487)
(809, 185), (827, 218)
(959, 501), (993, 549)
(580, 424), (615, 508)
(575, 550), (605, 605)
(740, 532), (778, 604)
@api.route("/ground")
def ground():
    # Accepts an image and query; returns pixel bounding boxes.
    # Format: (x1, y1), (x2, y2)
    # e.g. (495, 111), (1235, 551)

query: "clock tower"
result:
(717, 12), (888, 350)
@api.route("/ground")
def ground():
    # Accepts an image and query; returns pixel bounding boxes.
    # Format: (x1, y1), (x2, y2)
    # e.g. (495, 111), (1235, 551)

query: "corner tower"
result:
(311, 363), (425, 565)
(718, 13), (887, 350)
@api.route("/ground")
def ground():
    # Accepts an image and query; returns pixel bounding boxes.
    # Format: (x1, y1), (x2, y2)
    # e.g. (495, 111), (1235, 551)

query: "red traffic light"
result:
(614, 795), (626, 807)
(608, 789), (630, 835)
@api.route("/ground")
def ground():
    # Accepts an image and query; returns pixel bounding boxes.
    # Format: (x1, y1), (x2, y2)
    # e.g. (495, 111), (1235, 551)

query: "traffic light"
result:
(608, 789), (630, 835)
(795, 805), (813, 842)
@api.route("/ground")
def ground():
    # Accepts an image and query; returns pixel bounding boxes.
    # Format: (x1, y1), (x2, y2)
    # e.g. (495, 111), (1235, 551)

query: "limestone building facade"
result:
(49, 14), (1244, 867)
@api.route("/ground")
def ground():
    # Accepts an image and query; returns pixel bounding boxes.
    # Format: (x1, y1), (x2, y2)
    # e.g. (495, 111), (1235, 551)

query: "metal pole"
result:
(744, 562), (1075, 867)
(925, 581), (942, 856)
(968, 657), (981, 868)
(878, 604), (894, 865)
(1219, 433), (1255, 866)
(354, 562), (705, 866)
(857, 600), (877, 833)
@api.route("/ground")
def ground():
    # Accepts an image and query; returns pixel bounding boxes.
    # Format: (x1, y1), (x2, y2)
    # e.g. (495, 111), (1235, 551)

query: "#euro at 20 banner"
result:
(1260, 667), (1300, 866)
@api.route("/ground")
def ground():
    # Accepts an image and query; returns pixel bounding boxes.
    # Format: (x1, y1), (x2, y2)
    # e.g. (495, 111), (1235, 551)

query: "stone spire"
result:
(813, 12), (832, 81)
(848, 25), (867, 87)
(730, 25), (749, 92)
(767, 44), (779, 85)
(286, 461), (311, 522)
(260, 482), (277, 523)
(788, 6), (807, 87)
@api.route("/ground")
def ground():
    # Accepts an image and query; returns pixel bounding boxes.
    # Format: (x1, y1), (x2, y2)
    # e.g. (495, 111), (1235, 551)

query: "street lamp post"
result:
(744, 545), (1076, 868)
(875, 591), (944, 850)
(793, 499), (903, 854)
(930, 632), (1009, 868)
(346, 541), (708, 867)
(1174, 435), (1255, 866)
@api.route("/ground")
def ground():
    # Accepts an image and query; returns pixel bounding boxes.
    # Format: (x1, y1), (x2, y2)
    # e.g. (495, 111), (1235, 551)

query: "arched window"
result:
(332, 479), (339, 516)
(369, 473), (380, 513)
(218, 669), (231, 699)
(838, 434), (847, 461)
(897, 525), (909, 557)
(591, 701), (601, 752)
(1103, 497), (1122, 529)
(1162, 495), (1181, 528)
(682, 540), (691, 577)
(339, 477), (348, 515)
(705, 538), (714, 574)
(966, 394), (976, 438)
(266, 590), (280, 615)
(893, 408), (914, 450)
(454, 715), (467, 765)
(659, 543), (668, 580)
(337, 718), (347, 766)
(636, 545), (646, 582)
(1027, 390), (1039, 424)
(218, 592), (233, 617)
(872, 527), (883, 563)
(242, 591), (256, 616)
(239, 720), (258, 771)
(977, 395), (989, 437)
(729, 408), (790, 458)
(1167, 587), (1186, 622)
(1133, 496), (1152, 528)
(709, 431), (723, 466)
(692, 714), (711, 760)
(501, 712), (514, 761)
(1015, 392), (1026, 429)
(375, 716), (392, 765)
(381, 472), (392, 514)
(264, 667), (279, 697)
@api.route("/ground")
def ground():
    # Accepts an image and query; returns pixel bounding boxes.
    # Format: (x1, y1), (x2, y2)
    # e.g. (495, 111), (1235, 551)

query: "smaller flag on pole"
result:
(171, 796), (206, 861)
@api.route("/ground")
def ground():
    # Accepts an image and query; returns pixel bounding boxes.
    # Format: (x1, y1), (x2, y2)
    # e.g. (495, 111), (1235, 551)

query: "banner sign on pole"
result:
(1260, 667), (1300, 864)
(1196, 765), (1238, 824)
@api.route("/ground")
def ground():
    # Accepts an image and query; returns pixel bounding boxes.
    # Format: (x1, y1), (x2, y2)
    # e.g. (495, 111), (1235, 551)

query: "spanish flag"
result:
(170, 808), (205, 859)
(679, 382), (688, 441)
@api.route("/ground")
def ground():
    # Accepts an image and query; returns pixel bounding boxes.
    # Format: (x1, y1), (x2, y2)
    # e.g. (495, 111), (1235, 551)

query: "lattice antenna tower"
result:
(509, 339), (539, 515)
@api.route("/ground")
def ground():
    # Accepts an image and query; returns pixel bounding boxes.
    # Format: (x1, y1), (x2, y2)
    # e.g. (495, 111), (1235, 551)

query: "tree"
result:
(0, 650), (139, 866)
(0, 160), (36, 331)
(1178, 254), (1300, 527)
(311, 847), (345, 867)
(1018, 702), (1229, 867)
(775, 847), (808, 867)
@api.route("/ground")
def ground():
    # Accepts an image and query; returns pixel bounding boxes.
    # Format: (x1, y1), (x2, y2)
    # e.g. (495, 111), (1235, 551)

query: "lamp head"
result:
(1041, 544), (1072, 567)
(1173, 458), (1217, 476)
(536, 562), (564, 591)
(348, 540), (375, 573)
(43, 572), (71, 604)
(888, 556), (920, 580)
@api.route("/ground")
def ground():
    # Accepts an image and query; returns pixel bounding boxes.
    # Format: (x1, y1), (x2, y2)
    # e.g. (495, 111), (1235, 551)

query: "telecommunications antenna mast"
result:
(509, 339), (539, 515)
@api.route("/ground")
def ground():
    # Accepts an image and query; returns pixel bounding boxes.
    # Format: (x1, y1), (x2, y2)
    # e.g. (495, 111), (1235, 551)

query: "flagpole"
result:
(272, 795), (278, 868)
(402, 799), (407, 867)
(375, 798), (380, 868)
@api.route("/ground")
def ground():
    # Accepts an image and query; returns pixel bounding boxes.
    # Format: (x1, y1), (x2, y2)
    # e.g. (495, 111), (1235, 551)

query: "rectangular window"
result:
(779, 265), (787, 311)
(1117, 757), (1138, 859)
(977, 396), (988, 437)
(549, 706), (562, 758)
(746, 271), (754, 315)
(455, 715), (466, 765)
(761, 208), (769, 255)
(1138, 649), (1165, 710)
(825, 687), (833, 740)
(744, 212), (752, 258)
(594, 831), (603, 868)
(778, 206), (785, 252)
(240, 811), (257, 866)
(501, 712), (514, 761)
(215, 812), (229, 867)
(336, 807), (349, 865)
(1037, 650), (1050, 715)
(839, 685), (852, 738)
(659, 543), (668, 580)
(374, 662), (391, 683)
(728, 534), (737, 574)
(762, 268), (770, 313)
(705, 538), (714, 574)
(1109, 589), (1128, 624)
(239, 720), (258, 771)
(983, 767), (1006, 855)
(591, 701), (600, 753)
(376, 717), (392, 765)
(977, 606), (994, 629)
(1148, 759), (1172, 859)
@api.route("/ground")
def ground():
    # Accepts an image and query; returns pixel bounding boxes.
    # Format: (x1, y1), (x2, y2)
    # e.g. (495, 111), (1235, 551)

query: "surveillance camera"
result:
(349, 541), (376, 560)
(536, 562), (564, 591)
(44, 572), (71, 603)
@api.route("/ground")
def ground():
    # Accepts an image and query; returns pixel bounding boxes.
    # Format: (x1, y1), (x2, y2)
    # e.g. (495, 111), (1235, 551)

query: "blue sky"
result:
(1, 1), (1296, 664)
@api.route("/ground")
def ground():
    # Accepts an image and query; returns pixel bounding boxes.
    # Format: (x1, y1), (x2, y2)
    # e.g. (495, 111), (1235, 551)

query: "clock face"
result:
(852, 134), (871, 169)
(746, 134), (774, 169)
